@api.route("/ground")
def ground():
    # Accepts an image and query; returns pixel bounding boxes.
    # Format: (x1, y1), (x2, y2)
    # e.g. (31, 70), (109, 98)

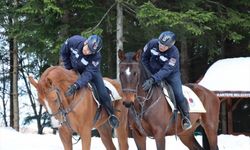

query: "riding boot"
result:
(103, 100), (120, 128)
(178, 100), (192, 130)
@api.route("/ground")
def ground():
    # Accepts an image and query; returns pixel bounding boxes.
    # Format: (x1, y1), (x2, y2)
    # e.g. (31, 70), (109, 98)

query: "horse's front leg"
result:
(153, 127), (166, 150)
(155, 136), (165, 150)
(79, 127), (92, 150)
(131, 127), (146, 150)
(97, 122), (116, 150)
(58, 126), (73, 150)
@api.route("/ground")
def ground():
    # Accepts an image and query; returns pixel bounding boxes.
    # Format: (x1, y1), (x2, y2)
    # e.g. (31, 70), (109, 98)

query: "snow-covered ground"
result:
(0, 127), (250, 150)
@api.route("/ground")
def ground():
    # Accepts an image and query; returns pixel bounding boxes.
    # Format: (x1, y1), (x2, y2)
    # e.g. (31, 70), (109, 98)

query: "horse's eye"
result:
(133, 72), (137, 76)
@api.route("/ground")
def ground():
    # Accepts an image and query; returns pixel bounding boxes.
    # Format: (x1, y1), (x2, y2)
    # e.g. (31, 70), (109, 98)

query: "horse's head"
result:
(118, 49), (142, 108)
(28, 66), (78, 128)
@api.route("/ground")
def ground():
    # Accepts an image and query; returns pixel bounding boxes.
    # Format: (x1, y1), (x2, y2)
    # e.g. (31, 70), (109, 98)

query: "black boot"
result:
(178, 100), (192, 130)
(103, 101), (120, 128)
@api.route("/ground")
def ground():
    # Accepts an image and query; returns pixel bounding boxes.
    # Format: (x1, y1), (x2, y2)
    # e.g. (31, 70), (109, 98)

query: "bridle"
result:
(119, 62), (139, 94)
(44, 85), (83, 133)
(119, 60), (164, 136)
(119, 61), (162, 109)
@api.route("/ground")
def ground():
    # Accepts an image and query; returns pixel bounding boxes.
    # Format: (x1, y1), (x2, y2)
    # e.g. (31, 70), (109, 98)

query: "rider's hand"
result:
(142, 78), (155, 91)
(65, 83), (79, 96)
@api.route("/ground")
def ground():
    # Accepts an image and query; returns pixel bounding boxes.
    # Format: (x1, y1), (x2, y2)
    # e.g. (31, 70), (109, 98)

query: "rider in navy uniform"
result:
(60, 35), (119, 128)
(141, 31), (192, 130)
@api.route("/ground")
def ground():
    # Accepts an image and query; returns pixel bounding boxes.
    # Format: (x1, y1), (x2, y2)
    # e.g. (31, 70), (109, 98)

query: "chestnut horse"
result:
(118, 49), (220, 150)
(29, 66), (128, 150)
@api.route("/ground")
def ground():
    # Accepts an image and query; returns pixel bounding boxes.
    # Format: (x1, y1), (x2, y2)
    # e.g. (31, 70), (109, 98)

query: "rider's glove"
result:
(142, 78), (155, 91)
(65, 83), (79, 96)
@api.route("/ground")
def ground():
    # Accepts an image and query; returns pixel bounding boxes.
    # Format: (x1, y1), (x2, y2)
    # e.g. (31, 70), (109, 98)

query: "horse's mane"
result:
(40, 66), (77, 84)
(139, 56), (152, 82)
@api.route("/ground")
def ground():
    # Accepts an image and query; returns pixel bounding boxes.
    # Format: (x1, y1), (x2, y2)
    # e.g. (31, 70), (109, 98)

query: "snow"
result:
(0, 127), (250, 150)
(199, 57), (250, 92)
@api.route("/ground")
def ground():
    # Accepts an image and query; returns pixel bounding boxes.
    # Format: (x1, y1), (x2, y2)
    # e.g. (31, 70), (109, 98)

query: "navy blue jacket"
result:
(60, 35), (101, 88)
(142, 39), (180, 83)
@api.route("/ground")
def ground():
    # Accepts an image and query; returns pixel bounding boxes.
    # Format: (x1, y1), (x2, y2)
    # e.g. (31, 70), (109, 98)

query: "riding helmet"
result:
(158, 31), (176, 48)
(86, 35), (102, 54)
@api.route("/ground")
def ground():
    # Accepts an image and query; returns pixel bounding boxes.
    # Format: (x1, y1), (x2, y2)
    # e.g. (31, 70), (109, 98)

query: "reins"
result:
(120, 59), (178, 137)
(46, 85), (85, 134)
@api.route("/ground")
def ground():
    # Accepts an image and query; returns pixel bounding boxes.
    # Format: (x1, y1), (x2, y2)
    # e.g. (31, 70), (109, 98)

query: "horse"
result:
(118, 49), (220, 150)
(28, 66), (128, 150)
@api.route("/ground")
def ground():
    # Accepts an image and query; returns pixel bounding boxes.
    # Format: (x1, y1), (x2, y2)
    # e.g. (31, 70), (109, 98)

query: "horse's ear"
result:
(133, 49), (142, 62)
(47, 77), (53, 86)
(118, 49), (125, 61)
(28, 76), (38, 90)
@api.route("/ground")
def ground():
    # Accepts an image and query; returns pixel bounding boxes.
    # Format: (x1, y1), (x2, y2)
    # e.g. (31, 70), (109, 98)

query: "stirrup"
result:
(108, 114), (119, 129)
(182, 117), (192, 130)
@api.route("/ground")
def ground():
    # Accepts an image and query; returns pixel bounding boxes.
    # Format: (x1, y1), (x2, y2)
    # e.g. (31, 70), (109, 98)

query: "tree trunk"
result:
(9, 38), (14, 128)
(13, 38), (19, 131)
(105, 14), (115, 78)
(20, 59), (43, 134)
(180, 36), (189, 83)
(116, 2), (123, 80)
(1, 58), (8, 127)
(9, 37), (19, 131)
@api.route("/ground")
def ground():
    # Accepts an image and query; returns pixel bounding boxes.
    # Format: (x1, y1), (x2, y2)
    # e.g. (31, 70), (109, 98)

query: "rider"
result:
(141, 31), (192, 130)
(60, 34), (119, 128)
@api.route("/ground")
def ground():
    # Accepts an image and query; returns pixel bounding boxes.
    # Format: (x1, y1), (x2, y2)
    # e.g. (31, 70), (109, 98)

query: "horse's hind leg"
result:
(201, 116), (219, 150)
(200, 98), (220, 150)
(58, 126), (73, 150)
(179, 131), (203, 150)
(97, 122), (116, 150)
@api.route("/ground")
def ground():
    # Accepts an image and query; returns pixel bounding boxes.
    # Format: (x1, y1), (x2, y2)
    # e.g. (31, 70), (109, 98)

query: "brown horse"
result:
(118, 49), (220, 150)
(28, 66), (128, 150)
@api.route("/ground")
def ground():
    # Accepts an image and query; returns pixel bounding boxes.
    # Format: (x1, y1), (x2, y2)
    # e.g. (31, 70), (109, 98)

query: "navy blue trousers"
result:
(165, 72), (186, 105)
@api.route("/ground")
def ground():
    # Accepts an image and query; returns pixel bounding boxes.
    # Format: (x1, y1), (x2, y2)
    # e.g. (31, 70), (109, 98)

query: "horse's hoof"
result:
(108, 115), (120, 128)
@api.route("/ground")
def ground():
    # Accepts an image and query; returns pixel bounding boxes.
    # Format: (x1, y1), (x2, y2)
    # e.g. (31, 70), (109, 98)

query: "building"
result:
(199, 57), (250, 135)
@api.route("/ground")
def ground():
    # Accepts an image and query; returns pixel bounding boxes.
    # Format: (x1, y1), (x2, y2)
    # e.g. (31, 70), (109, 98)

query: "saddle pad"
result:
(163, 85), (206, 113)
(103, 80), (122, 101)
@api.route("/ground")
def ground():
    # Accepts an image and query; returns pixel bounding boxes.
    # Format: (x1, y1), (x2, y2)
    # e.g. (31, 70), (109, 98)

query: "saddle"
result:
(88, 80), (122, 125)
(161, 82), (206, 113)
(88, 80), (122, 105)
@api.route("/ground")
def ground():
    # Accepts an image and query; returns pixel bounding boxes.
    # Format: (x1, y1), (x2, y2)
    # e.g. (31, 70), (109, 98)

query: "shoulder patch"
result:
(92, 61), (99, 67)
(71, 48), (79, 58)
(169, 58), (176, 66)
(159, 56), (168, 62)
(81, 58), (88, 65)
(150, 48), (159, 55)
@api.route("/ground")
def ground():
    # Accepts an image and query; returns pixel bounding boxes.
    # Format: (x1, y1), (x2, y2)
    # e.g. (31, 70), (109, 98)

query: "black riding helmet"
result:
(158, 31), (176, 48)
(86, 35), (102, 54)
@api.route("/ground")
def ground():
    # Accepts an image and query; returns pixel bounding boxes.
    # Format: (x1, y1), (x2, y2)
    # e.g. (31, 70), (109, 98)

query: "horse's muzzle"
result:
(123, 101), (133, 108)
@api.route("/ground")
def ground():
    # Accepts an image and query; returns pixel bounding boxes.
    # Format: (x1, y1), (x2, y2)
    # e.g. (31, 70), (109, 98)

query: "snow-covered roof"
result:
(198, 57), (250, 97)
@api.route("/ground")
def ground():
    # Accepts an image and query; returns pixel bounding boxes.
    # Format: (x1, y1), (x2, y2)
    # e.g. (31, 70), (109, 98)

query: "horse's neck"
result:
(138, 62), (152, 86)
